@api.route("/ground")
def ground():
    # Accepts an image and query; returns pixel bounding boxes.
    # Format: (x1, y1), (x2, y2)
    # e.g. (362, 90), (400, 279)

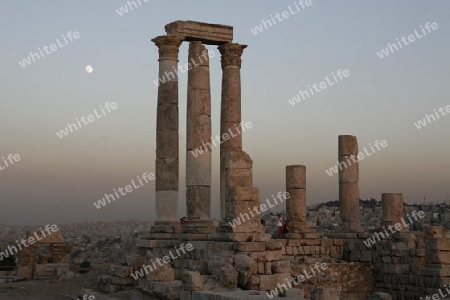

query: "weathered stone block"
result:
(311, 287), (340, 300)
(338, 155), (359, 183)
(338, 135), (358, 156)
(266, 241), (283, 250)
(222, 149), (252, 169)
(156, 158), (178, 191)
(221, 100), (241, 123)
(265, 251), (282, 262)
(220, 123), (242, 148)
(226, 186), (259, 201)
(425, 226), (446, 238)
(271, 260), (290, 274)
(157, 81), (178, 105)
(213, 267), (237, 288)
(286, 188), (306, 222)
(186, 115), (212, 151)
(246, 275), (260, 290)
(382, 193), (404, 227)
(233, 242), (265, 252)
(165, 21), (233, 45)
(188, 66), (210, 91)
(225, 168), (252, 187)
(186, 186), (211, 220)
(286, 165), (306, 189)
(156, 131), (178, 159)
(182, 271), (203, 291)
(426, 250), (450, 264)
(221, 218), (264, 233)
(157, 103), (178, 131)
(260, 274), (290, 291)
(187, 89), (211, 116)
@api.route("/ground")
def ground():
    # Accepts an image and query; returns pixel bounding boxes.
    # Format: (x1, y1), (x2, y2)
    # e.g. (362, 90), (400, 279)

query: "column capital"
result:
(152, 35), (184, 60)
(218, 43), (248, 69)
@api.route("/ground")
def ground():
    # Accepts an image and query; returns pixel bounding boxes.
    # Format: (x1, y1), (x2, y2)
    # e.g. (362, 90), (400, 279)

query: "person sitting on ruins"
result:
(277, 214), (283, 239)
(180, 217), (186, 227)
(283, 220), (290, 235)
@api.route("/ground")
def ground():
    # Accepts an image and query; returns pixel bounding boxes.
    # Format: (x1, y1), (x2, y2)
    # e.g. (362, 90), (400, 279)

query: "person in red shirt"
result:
(277, 214), (283, 239)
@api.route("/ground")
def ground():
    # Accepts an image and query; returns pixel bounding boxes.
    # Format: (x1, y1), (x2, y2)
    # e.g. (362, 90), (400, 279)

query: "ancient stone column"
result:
(218, 43), (247, 220)
(382, 193), (407, 231)
(286, 165), (308, 232)
(151, 35), (183, 226)
(186, 41), (212, 221)
(338, 135), (362, 233)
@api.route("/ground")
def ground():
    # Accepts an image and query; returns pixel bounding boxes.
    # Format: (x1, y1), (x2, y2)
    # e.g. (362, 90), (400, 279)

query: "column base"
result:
(337, 222), (364, 234)
(218, 219), (265, 233)
(151, 221), (183, 233)
(289, 222), (317, 233)
(183, 219), (219, 234)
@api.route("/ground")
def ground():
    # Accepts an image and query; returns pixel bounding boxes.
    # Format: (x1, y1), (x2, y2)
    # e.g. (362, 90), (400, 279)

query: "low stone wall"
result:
(33, 263), (69, 279)
(342, 227), (450, 300)
(281, 237), (344, 259)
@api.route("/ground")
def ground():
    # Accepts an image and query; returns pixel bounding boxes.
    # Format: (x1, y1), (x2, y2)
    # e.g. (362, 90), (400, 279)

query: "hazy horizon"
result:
(1, 1), (449, 226)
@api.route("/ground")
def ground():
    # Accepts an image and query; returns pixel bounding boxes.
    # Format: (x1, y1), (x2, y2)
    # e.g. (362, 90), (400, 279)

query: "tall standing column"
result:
(338, 135), (363, 233)
(186, 41), (212, 221)
(382, 193), (407, 231)
(152, 35), (183, 226)
(286, 165), (308, 232)
(218, 43), (247, 220)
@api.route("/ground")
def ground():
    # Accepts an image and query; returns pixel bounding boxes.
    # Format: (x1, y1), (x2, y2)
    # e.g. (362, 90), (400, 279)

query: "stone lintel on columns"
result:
(165, 21), (233, 45)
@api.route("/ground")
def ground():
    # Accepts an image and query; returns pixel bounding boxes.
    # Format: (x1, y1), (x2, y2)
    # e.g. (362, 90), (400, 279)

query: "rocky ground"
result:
(0, 270), (154, 300)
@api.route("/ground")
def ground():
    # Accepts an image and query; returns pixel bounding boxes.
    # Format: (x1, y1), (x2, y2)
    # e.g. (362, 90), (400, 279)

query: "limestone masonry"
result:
(97, 21), (450, 300)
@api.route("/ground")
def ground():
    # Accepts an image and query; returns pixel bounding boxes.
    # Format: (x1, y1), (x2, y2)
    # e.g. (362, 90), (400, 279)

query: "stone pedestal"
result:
(219, 149), (264, 233)
(286, 165), (314, 233)
(152, 35), (184, 231)
(382, 193), (407, 231)
(338, 135), (363, 233)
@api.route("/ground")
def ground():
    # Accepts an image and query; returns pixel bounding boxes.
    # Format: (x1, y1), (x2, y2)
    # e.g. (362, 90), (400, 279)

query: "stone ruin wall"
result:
(98, 21), (450, 300)
(14, 230), (72, 281)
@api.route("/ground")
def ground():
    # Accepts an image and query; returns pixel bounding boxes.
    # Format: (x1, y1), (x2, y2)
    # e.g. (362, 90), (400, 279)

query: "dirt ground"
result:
(0, 270), (154, 300)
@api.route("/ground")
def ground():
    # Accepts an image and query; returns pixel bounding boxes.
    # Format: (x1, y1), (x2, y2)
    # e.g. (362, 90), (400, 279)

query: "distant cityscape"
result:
(1, 199), (449, 269)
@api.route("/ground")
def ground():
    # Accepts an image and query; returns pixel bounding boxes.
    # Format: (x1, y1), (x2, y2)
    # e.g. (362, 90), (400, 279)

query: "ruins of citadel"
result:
(98, 21), (450, 300)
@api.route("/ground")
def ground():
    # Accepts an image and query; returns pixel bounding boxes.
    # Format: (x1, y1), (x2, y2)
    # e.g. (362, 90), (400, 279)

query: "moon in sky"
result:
(85, 65), (94, 74)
